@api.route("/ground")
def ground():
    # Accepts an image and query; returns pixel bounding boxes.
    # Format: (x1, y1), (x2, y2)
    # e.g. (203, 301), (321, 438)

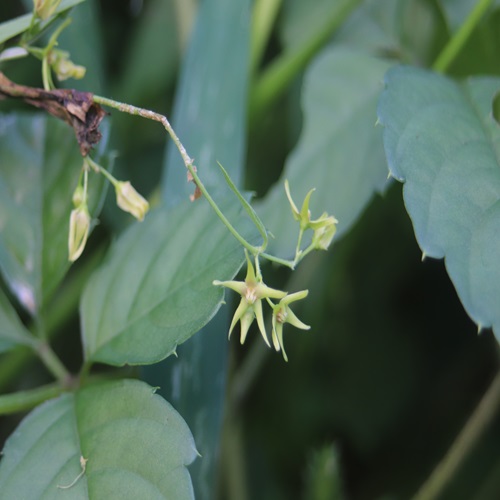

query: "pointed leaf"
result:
(257, 48), (391, 256)
(0, 286), (35, 353)
(0, 379), (197, 499)
(377, 65), (500, 336)
(0, 113), (110, 315)
(81, 195), (258, 366)
(0, 0), (85, 45)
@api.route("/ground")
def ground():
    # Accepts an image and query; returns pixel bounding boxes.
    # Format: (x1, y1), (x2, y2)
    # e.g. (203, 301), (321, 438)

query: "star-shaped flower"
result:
(213, 252), (286, 346)
(271, 290), (310, 361)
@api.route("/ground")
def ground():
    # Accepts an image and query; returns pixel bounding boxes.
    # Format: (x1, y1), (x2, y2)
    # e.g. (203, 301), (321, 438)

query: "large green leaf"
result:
(0, 286), (35, 353)
(0, 379), (197, 499)
(0, 113), (110, 315)
(256, 47), (391, 257)
(0, 0), (85, 46)
(377, 65), (500, 336)
(81, 195), (258, 366)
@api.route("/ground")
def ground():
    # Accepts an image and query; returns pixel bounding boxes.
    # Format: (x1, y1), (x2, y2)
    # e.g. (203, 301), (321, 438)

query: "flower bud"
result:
(34, 0), (62, 20)
(68, 205), (90, 262)
(311, 215), (338, 250)
(48, 50), (86, 81)
(115, 181), (149, 221)
(72, 185), (85, 207)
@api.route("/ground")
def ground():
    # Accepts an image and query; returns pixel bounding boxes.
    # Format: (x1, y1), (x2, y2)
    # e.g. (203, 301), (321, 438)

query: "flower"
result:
(310, 213), (338, 251)
(48, 50), (86, 81)
(285, 179), (338, 250)
(115, 181), (149, 221)
(271, 290), (310, 362)
(213, 252), (286, 346)
(34, 0), (62, 20)
(285, 179), (315, 230)
(68, 205), (90, 262)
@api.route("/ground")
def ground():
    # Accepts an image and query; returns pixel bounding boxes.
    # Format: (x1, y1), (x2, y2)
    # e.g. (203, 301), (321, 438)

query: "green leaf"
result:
(81, 195), (258, 366)
(54, 0), (105, 94)
(377, 65), (500, 336)
(256, 47), (391, 256)
(0, 113), (110, 315)
(0, 0), (85, 46)
(0, 286), (35, 353)
(0, 379), (197, 499)
(161, 0), (250, 202)
(113, 0), (179, 104)
(154, 1), (251, 499)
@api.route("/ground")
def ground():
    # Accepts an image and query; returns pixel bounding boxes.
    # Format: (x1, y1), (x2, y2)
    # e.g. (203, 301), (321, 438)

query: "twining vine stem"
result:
(92, 95), (266, 259)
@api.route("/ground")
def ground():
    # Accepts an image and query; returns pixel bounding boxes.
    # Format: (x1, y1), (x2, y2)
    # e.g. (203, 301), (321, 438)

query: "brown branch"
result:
(0, 71), (105, 156)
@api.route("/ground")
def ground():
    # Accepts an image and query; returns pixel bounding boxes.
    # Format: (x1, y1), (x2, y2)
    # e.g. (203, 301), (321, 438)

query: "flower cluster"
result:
(285, 179), (338, 252)
(214, 252), (310, 361)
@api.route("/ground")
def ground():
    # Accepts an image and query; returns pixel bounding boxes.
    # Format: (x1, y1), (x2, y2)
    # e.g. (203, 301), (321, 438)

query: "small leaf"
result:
(0, 379), (197, 499)
(0, 0), (85, 46)
(0, 113), (110, 315)
(81, 195), (258, 366)
(257, 48), (391, 256)
(0, 286), (35, 353)
(377, 65), (500, 336)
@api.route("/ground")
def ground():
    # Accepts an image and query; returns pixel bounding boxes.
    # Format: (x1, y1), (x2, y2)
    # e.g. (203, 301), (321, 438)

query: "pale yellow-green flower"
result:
(115, 181), (149, 221)
(213, 252), (286, 346)
(48, 50), (86, 81)
(310, 213), (338, 251)
(34, 0), (62, 20)
(285, 179), (338, 250)
(271, 290), (310, 362)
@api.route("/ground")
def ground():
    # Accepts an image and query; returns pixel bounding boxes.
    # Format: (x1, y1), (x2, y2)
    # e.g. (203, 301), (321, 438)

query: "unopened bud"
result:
(311, 215), (338, 250)
(48, 50), (86, 81)
(72, 185), (85, 207)
(34, 0), (62, 20)
(115, 181), (149, 221)
(68, 205), (90, 262)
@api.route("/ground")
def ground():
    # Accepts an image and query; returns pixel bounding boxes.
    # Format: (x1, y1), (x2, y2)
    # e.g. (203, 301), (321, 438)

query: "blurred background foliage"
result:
(1, 0), (500, 499)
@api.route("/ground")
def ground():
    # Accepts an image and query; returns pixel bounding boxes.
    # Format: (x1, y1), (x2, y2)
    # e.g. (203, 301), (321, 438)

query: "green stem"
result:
(412, 370), (500, 500)
(0, 245), (106, 392)
(92, 95), (263, 255)
(217, 161), (268, 249)
(35, 341), (72, 386)
(250, 0), (282, 75)
(0, 383), (63, 415)
(259, 251), (295, 269)
(249, 0), (363, 124)
(42, 55), (52, 90)
(433, 0), (493, 73)
(46, 17), (72, 52)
